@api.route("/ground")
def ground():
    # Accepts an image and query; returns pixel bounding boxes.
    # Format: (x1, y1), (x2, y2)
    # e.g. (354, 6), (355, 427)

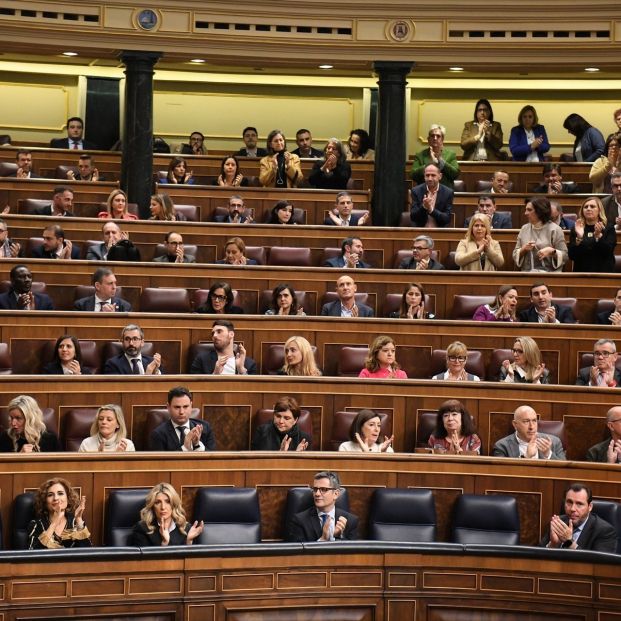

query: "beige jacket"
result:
(455, 238), (504, 271)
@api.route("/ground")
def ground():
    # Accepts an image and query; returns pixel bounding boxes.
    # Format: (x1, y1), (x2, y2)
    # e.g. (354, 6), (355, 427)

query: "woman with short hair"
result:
(78, 404), (135, 452)
(338, 409), (394, 452)
(251, 396), (311, 451)
(432, 341), (481, 381)
(427, 400), (481, 455)
(308, 138), (351, 189)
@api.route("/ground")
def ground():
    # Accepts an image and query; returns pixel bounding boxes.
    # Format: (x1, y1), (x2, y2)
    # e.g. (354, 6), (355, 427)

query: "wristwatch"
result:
(560, 539), (573, 549)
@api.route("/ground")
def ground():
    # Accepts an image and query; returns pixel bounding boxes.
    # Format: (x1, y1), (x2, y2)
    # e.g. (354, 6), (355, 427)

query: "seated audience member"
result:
(286, 471), (359, 542)
(411, 124), (460, 189)
(236, 126), (267, 158)
(196, 281), (243, 315)
(149, 193), (183, 221)
(251, 396), (311, 451)
(586, 406), (621, 463)
(98, 189), (137, 220)
(473, 284), (518, 322)
(0, 264), (54, 310)
(460, 98), (504, 161)
(410, 164), (453, 227)
(500, 336), (550, 384)
(216, 155), (249, 187)
(549, 200), (576, 231)
(358, 335), (407, 379)
(540, 483), (616, 552)
(159, 157), (194, 185)
(74, 267), (131, 312)
(35, 186), (73, 216)
(532, 163), (579, 194)
(399, 235), (444, 270)
(432, 341), (481, 381)
(322, 236), (370, 269)
(323, 191), (369, 226)
(455, 212), (504, 271)
(602, 172), (621, 229)
(490, 170), (510, 194)
(28, 477), (91, 550)
(279, 336), (322, 376)
(0, 394), (60, 452)
(214, 195), (253, 224)
(338, 409), (394, 452)
(493, 405), (566, 459)
(79, 404), (135, 452)
(87, 222), (126, 260)
(149, 386), (215, 452)
(563, 113), (606, 162)
(190, 320), (257, 375)
(50, 116), (96, 150)
(259, 129), (302, 188)
(389, 282), (434, 319)
(308, 138), (351, 190)
(66, 153), (103, 181)
(267, 200), (296, 225)
(216, 237), (258, 266)
(509, 105), (550, 162)
(291, 128), (323, 158)
(320, 275), (374, 318)
(30, 224), (79, 260)
(0, 218), (21, 257)
(569, 196), (616, 273)
(427, 399), (481, 455)
(130, 482), (204, 546)
(42, 335), (92, 375)
(177, 131), (206, 155)
(265, 283), (306, 316)
(153, 231), (196, 264)
(9, 149), (39, 179)
(103, 324), (163, 375)
(597, 288), (621, 325)
(518, 282), (576, 323)
(344, 128), (374, 160)
(464, 195), (512, 229)
(576, 338), (621, 387)
(590, 132), (621, 194)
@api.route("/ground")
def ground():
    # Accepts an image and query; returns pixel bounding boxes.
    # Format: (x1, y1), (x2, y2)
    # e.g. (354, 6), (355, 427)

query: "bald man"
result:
(320, 275), (374, 318)
(586, 406), (621, 463)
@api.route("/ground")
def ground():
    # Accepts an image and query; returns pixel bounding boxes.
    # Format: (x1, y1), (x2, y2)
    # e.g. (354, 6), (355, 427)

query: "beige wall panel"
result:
(160, 10), (192, 32)
(103, 6), (134, 29)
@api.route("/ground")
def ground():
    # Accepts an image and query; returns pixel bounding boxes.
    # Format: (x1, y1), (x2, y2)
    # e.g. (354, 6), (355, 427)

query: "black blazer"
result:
(323, 212), (364, 226)
(149, 418), (216, 451)
(518, 304), (576, 324)
(33, 205), (73, 217)
(322, 255), (371, 269)
(464, 212), (513, 229)
(308, 161), (351, 189)
(74, 295), (132, 312)
(410, 184), (454, 227)
(236, 147), (267, 157)
(152, 254), (196, 264)
(0, 290), (54, 310)
(49, 137), (98, 150)
(399, 257), (445, 270)
(320, 300), (374, 317)
(103, 353), (160, 375)
(0, 430), (60, 452)
(251, 422), (312, 451)
(42, 360), (93, 375)
(532, 181), (579, 194)
(189, 349), (257, 374)
(596, 310), (615, 325)
(286, 506), (358, 542)
(213, 214), (251, 224)
(540, 513), (617, 553)
(130, 520), (188, 547)
(30, 245), (80, 260)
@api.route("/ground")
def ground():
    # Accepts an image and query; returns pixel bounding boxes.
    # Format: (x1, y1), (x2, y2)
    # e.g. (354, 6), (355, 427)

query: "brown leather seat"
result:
(252, 409), (313, 442)
(416, 410), (438, 448)
(329, 410), (391, 451)
(453, 179), (466, 192)
(174, 204), (198, 222)
(579, 353), (621, 374)
(321, 247), (341, 264)
(336, 346), (368, 377)
(451, 294), (495, 320)
(19, 199), (50, 215)
(259, 289), (308, 314)
(62, 408), (98, 451)
(25, 237), (44, 257)
(595, 300), (615, 318)
(262, 207), (307, 224)
(153, 243), (198, 260)
(139, 287), (191, 313)
(444, 251), (458, 271)
(552, 297), (578, 322)
(400, 211), (413, 227)
(0, 343), (12, 374)
(55, 165), (78, 180)
(267, 246), (312, 267)
(430, 349), (485, 379)
(384, 293), (435, 318)
(0, 280), (47, 294)
(74, 285), (124, 302)
(537, 420), (568, 450)
(186, 342), (214, 371)
(487, 349), (514, 381)
(392, 249), (439, 269)
(244, 246), (266, 265)
(0, 162), (18, 177)
(475, 180), (514, 192)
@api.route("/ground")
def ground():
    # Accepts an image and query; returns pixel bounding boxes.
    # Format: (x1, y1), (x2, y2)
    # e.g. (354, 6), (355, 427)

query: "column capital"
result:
(119, 51), (162, 68)
(373, 61), (414, 79)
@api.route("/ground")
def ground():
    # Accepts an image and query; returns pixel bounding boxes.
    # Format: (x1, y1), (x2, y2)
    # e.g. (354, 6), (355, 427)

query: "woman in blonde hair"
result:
(149, 193), (182, 221)
(279, 336), (322, 376)
(78, 404), (135, 452)
(0, 395), (60, 452)
(432, 341), (481, 382)
(130, 482), (204, 546)
(98, 189), (137, 220)
(473, 284), (518, 322)
(358, 335), (407, 379)
(455, 212), (504, 271)
(500, 336), (549, 384)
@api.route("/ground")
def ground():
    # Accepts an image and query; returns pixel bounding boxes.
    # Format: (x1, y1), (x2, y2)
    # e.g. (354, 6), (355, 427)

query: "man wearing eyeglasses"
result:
(586, 406), (621, 463)
(399, 235), (444, 270)
(103, 324), (163, 375)
(575, 339), (620, 387)
(152, 231), (196, 263)
(286, 471), (358, 542)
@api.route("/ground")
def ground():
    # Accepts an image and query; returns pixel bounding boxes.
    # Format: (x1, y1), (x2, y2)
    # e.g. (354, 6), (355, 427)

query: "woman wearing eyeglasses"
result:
(427, 399), (481, 455)
(500, 336), (549, 384)
(432, 341), (481, 381)
(195, 282), (243, 314)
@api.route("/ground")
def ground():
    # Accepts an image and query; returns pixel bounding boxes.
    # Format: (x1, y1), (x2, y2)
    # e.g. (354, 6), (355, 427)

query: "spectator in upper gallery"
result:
(159, 157), (194, 185)
(50, 116), (97, 150)
(42, 334), (92, 375)
(213, 195), (253, 224)
(215, 237), (258, 266)
(596, 288), (621, 325)
(508, 105), (550, 162)
(322, 236), (371, 269)
(34, 186), (74, 217)
(602, 172), (621, 230)
(344, 128), (374, 160)
(98, 189), (138, 220)
(259, 129), (303, 188)
(464, 195), (512, 229)
(586, 406), (621, 463)
(149, 193), (185, 221)
(236, 126), (267, 158)
(0, 394), (60, 453)
(399, 235), (444, 270)
(0, 264), (54, 310)
(410, 164), (453, 227)
(460, 98), (504, 161)
(454, 212), (504, 272)
(575, 338), (621, 388)
(102, 324), (163, 375)
(518, 282), (576, 324)
(152, 231), (196, 264)
(549, 200), (576, 231)
(589, 132), (621, 194)
(177, 131), (207, 155)
(532, 163), (579, 194)
(0, 218), (22, 258)
(29, 224), (80, 260)
(323, 191), (369, 226)
(215, 155), (249, 188)
(7, 149), (39, 179)
(320, 275), (374, 318)
(74, 267), (132, 312)
(86, 222), (126, 261)
(490, 170), (511, 194)
(563, 113), (606, 162)
(308, 138), (352, 190)
(291, 128), (323, 158)
(66, 153), (104, 181)
(411, 124), (460, 189)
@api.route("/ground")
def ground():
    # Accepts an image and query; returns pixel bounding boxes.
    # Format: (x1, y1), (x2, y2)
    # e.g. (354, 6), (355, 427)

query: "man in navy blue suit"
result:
(0, 264), (54, 310)
(410, 164), (454, 227)
(103, 324), (163, 374)
(322, 236), (371, 269)
(320, 275), (374, 317)
(323, 191), (370, 226)
(49, 117), (97, 150)
(518, 282), (576, 324)
(464, 195), (512, 229)
(30, 224), (80, 260)
(74, 267), (131, 312)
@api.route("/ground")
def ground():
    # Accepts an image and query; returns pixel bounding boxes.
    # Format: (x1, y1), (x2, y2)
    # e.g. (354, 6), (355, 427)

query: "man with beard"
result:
(103, 324), (162, 374)
(213, 195), (252, 224)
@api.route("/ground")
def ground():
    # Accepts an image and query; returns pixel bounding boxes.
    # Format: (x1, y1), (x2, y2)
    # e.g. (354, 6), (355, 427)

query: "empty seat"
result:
(416, 410), (438, 448)
(0, 162), (18, 177)
(0, 342), (12, 374)
(368, 488), (437, 542)
(430, 349), (485, 380)
(329, 410), (391, 451)
(538, 420), (568, 450)
(174, 204), (198, 222)
(18, 199), (50, 215)
(55, 164), (77, 179)
(62, 408), (98, 451)
(193, 487), (261, 544)
(139, 287), (191, 313)
(244, 246), (266, 265)
(336, 346), (368, 377)
(451, 494), (520, 545)
(12, 492), (35, 549)
(104, 488), (148, 546)
(25, 237), (44, 257)
(451, 294), (495, 320)
(453, 179), (466, 192)
(267, 246), (312, 267)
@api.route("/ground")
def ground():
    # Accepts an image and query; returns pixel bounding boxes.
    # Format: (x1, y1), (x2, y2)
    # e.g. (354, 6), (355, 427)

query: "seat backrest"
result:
(139, 287), (191, 313)
(55, 164), (77, 179)
(444, 251), (459, 271)
(252, 409), (313, 440)
(416, 410), (438, 448)
(244, 246), (266, 265)
(552, 297), (578, 320)
(62, 408), (98, 451)
(329, 410), (391, 451)
(392, 249), (439, 269)
(0, 281), (47, 295)
(174, 204), (198, 222)
(193, 487), (261, 544)
(267, 246), (312, 267)
(26, 237), (44, 257)
(19, 199), (50, 215)
(0, 342), (12, 374)
(0, 162), (18, 177)
(430, 349), (485, 379)
(475, 179), (514, 192)
(283, 487), (350, 534)
(336, 346), (368, 377)
(451, 494), (520, 545)
(538, 420), (568, 450)
(592, 500), (621, 554)
(12, 492), (35, 549)
(453, 179), (466, 192)
(261, 342), (318, 375)
(579, 352), (621, 374)
(487, 348), (514, 381)
(368, 488), (437, 542)
(451, 294), (495, 320)
(595, 299), (614, 317)
(105, 488), (149, 546)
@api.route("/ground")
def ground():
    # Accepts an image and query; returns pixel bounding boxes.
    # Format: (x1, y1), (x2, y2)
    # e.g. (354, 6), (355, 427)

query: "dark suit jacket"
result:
(399, 257), (444, 270)
(292, 147), (323, 158)
(540, 513), (617, 553)
(586, 438), (615, 463)
(86, 243), (106, 261)
(213, 214), (251, 224)
(0, 290), (54, 310)
(532, 181), (579, 194)
(130, 520), (188, 547)
(149, 418), (216, 451)
(410, 184), (454, 227)
(49, 137), (98, 150)
(0, 430), (60, 452)
(152, 254), (196, 264)
(215, 258), (258, 266)
(33, 205), (73, 217)
(465, 212), (512, 229)
(7, 171), (41, 179)
(518, 304), (576, 324)
(30, 245), (81, 260)
(320, 299), (374, 317)
(602, 195), (621, 228)
(322, 255), (371, 269)
(575, 367), (621, 387)
(103, 353), (160, 375)
(596, 310), (615, 325)
(286, 506), (358, 542)
(323, 213), (363, 226)
(42, 360), (93, 375)
(189, 349), (257, 375)
(74, 295), (132, 312)
(236, 147), (267, 157)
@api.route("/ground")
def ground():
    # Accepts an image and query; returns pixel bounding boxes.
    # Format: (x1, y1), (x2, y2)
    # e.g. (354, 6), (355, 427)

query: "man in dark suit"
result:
(103, 324), (163, 374)
(291, 129), (323, 158)
(149, 386), (216, 451)
(320, 275), (374, 317)
(323, 191), (370, 226)
(30, 224), (80, 260)
(7, 149), (40, 179)
(152, 231), (196, 263)
(49, 116), (97, 150)
(0, 264), (54, 310)
(213, 195), (253, 224)
(410, 164), (453, 227)
(286, 471), (358, 542)
(518, 282), (576, 324)
(33, 186), (74, 217)
(86, 221), (125, 261)
(66, 153), (104, 181)
(190, 319), (257, 374)
(586, 406), (621, 463)
(575, 339), (621, 387)
(74, 267), (131, 312)
(236, 126), (267, 157)
(596, 288), (621, 325)
(550, 200), (576, 230)
(532, 163), (579, 194)
(322, 236), (370, 269)
(602, 172), (621, 229)
(464, 195), (512, 229)
(540, 483), (617, 552)
(399, 235), (444, 270)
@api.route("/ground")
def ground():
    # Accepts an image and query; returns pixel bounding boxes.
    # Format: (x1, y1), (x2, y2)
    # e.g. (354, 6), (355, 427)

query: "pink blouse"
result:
(358, 368), (408, 379)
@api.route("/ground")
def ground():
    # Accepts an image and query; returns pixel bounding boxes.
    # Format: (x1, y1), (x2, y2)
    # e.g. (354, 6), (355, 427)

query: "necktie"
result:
(572, 525), (582, 542)
(131, 358), (141, 375)
(72, 141), (79, 149)
(177, 426), (187, 446)
(320, 513), (327, 528)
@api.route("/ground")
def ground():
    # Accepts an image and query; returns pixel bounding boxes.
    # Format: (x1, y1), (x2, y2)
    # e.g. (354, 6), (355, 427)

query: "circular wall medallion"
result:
(137, 9), (159, 31)
(388, 20), (413, 42)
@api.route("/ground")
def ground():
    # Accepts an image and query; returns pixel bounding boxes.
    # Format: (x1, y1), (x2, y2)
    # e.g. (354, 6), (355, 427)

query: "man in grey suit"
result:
(492, 405), (566, 460)
(586, 406), (621, 463)
(152, 231), (196, 264)
(86, 222), (126, 261)
(464, 195), (512, 229)
(320, 275), (374, 318)
(74, 267), (131, 312)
